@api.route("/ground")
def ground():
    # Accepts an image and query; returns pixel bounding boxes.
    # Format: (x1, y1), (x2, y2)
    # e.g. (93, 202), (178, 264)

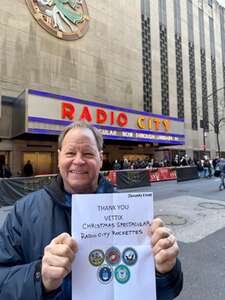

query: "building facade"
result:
(0, 0), (224, 175)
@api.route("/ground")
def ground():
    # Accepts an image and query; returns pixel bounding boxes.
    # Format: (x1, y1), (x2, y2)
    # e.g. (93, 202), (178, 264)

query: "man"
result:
(203, 157), (212, 178)
(23, 160), (34, 176)
(216, 157), (225, 191)
(0, 122), (183, 299)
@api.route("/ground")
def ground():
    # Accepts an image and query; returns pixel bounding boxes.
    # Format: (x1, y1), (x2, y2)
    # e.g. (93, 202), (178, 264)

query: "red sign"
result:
(201, 144), (206, 151)
(61, 102), (128, 127)
(148, 167), (177, 182)
(105, 168), (177, 187)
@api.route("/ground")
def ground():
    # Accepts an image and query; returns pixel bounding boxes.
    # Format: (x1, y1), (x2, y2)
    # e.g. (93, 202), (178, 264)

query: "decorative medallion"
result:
(114, 265), (130, 284)
(89, 249), (105, 267)
(105, 247), (121, 266)
(122, 247), (138, 266)
(97, 264), (113, 285)
(25, 0), (90, 40)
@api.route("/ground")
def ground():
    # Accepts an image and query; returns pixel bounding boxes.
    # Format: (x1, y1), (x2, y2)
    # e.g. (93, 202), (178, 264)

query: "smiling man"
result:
(58, 124), (103, 194)
(0, 122), (183, 299)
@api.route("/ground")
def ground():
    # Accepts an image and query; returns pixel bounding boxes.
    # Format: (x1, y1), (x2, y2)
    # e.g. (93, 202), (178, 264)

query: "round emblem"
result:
(89, 249), (105, 267)
(105, 247), (121, 266)
(122, 247), (138, 266)
(25, 0), (90, 40)
(114, 265), (130, 284)
(97, 264), (113, 284)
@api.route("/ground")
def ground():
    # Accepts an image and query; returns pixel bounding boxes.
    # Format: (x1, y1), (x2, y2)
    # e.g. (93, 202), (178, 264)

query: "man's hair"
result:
(58, 122), (103, 151)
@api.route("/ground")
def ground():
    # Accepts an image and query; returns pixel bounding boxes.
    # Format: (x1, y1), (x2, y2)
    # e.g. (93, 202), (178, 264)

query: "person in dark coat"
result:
(0, 122), (183, 299)
(216, 158), (225, 191)
(2, 164), (12, 178)
(23, 160), (34, 176)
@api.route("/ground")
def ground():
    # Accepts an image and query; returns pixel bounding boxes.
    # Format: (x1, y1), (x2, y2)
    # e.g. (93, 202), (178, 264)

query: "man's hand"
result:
(150, 218), (179, 274)
(41, 233), (78, 293)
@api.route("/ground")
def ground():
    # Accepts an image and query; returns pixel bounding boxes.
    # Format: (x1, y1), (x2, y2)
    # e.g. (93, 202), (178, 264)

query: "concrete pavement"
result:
(119, 177), (225, 299)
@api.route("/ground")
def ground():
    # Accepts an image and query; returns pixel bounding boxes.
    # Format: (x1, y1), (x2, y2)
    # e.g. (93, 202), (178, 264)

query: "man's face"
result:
(58, 128), (103, 194)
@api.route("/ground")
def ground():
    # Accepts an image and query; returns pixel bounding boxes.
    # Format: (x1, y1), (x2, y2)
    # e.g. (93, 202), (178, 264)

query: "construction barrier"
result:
(116, 169), (150, 189)
(176, 166), (199, 182)
(104, 167), (177, 188)
(0, 174), (56, 207)
(104, 170), (117, 186)
(148, 167), (177, 182)
(0, 167), (182, 206)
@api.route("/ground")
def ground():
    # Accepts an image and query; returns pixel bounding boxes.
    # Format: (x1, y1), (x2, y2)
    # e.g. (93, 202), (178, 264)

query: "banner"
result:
(105, 170), (117, 186)
(148, 167), (177, 182)
(176, 166), (199, 182)
(0, 175), (56, 207)
(116, 170), (150, 189)
(72, 192), (156, 300)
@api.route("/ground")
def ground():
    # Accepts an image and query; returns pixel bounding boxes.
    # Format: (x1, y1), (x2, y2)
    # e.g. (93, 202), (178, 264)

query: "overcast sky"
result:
(217, 0), (225, 7)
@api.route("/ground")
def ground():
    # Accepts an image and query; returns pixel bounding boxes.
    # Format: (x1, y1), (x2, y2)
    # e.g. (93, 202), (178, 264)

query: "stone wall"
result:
(0, 0), (143, 108)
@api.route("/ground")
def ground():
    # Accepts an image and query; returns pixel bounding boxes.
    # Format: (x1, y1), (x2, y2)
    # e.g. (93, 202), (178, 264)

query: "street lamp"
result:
(206, 86), (225, 103)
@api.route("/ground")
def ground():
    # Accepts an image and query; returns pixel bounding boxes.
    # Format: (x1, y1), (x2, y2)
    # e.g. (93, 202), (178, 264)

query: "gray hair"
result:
(58, 122), (103, 151)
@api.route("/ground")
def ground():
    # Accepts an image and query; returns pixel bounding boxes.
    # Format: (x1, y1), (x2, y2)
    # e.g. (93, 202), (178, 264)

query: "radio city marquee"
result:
(26, 89), (185, 145)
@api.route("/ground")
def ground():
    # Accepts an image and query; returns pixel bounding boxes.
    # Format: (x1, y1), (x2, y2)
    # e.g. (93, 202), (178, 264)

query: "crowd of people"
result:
(102, 155), (225, 191)
(102, 155), (224, 171)
(102, 155), (214, 171)
(102, 157), (180, 171)
(0, 160), (34, 178)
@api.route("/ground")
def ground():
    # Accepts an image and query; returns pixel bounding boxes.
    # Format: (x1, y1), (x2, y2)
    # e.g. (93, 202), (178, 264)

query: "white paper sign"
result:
(72, 192), (156, 300)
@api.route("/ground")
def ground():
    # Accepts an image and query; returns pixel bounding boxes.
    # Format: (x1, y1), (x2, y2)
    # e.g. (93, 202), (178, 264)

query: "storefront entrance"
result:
(23, 152), (53, 175)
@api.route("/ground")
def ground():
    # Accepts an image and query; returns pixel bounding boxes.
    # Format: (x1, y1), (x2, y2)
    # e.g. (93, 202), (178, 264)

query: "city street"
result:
(120, 177), (225, 300)
(1, 176), (225, 299)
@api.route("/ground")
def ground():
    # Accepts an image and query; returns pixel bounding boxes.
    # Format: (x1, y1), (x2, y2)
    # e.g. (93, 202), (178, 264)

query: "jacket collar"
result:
(44, 174), (114, 207)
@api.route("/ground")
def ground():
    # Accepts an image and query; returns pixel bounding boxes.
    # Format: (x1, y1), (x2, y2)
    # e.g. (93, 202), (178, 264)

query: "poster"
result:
(72, 192), (156, 300)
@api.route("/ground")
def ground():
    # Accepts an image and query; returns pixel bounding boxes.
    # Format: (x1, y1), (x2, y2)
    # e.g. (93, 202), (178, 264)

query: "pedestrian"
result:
(0, 163), (3, 178)
(113, 159), (121, 170)
(172, 155), (179, 166)
(180, 156), (187, 166)
(122, 158), (129, 169)
(212, 157), (219, 170)
(2, 164), (12, 178)
(195, 160), (204, 177)
(216, 158), (225, 191)
(0, 122), (183, 299)
(203, 158), (212, 178)
(23, 160), (34, 176)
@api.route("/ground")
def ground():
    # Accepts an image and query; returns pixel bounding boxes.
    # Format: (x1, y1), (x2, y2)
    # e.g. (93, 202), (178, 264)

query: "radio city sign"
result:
(61, 102), (171, 132)
(26, 89), (185, 145)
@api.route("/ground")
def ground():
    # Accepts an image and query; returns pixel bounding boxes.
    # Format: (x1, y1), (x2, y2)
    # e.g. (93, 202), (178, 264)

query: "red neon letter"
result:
(117, 112), (128, 127)
(79, 106), (92, 122)
(153, 118), (161, 131)
(96, 108), (107, 124)
(110, 111), (115, 125)
(61, 102), (75, 120)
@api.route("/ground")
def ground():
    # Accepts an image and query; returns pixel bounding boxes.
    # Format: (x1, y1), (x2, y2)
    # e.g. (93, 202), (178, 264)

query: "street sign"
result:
(201, 144), (206, 151)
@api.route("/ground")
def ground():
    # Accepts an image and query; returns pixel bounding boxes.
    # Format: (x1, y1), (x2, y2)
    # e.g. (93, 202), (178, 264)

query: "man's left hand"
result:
(150, 218), (179, 274)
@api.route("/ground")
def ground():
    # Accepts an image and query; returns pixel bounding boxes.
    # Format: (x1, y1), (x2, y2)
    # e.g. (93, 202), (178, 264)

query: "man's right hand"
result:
(41, 232), (78, 293)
